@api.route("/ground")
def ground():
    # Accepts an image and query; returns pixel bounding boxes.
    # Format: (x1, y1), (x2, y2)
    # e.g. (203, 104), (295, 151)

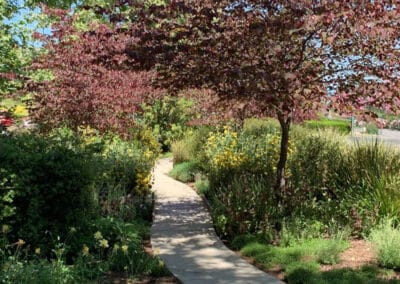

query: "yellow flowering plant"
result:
(204, 127), (292, 184)
(13, 104), (29, 118)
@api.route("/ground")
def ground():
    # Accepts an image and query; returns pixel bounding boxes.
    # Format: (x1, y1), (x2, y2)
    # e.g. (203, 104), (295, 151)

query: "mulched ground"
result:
(237, 239), (400, 282)
(321, 239), (376, 271)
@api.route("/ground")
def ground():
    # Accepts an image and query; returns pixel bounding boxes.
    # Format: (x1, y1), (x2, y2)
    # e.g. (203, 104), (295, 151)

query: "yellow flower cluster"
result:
(205, 127), (293, 174)
(82, 244), (90, 256)
(13, 104), (29, 117)
(92, 230), (129, 255)
(113, 244), (129, 255)
(135, 171), (152, 193)
(93, 231), (109, 248)
(205, 127), (247, 171)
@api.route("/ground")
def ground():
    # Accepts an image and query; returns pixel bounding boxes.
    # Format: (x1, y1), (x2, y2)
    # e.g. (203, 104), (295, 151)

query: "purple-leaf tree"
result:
(32, 7), (162, 135)
(132, 0), (400, 201)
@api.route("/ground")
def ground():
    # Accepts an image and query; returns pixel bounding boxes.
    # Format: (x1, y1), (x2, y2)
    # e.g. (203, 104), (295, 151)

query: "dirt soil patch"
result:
(237, 239), (400, 282)
(321, 239), (376, 271)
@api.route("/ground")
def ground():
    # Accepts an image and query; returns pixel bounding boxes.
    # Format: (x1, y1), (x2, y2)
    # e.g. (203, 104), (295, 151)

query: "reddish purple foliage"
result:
(128, 0), (400, 194)
(32, 9), (163, 134)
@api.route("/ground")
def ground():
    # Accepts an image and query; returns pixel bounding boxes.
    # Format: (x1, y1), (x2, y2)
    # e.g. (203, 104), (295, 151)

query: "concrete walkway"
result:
(151, 158), (283, 284)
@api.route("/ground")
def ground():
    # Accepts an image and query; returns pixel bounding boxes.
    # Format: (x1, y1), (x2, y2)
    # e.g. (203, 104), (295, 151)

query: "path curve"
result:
(151, 158), (283, 284)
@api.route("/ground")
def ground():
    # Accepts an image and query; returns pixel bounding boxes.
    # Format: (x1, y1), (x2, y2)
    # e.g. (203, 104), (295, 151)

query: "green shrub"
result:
(169, 161), (201, 183)
(0, 131), (97, 253)
(340, 142), (400, 229)
(0, 127), (159, 257)
(171, 126), (211, 165)
(202, 124), (400, 239)
(304, 118), (351, 134)
(209, 175), (276, 237)
(369, 219), (400, 269)
(340, 141), (400, 189)
(287, 133), (400, 234)
(243, 118), (279, 136)
(288, 130), (346, 201)
(139, 96), (197, 151)
(194, 176), (210, 195)
(0, 126), (168, 282)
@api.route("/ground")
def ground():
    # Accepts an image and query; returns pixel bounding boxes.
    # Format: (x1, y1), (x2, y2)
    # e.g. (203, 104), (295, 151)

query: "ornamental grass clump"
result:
(287, 129), (346, 200)
(169, 161), (201, 183)
(171, 126), (211, 165)
(369, 218), (400, 269)
(208, 174), (276, 237)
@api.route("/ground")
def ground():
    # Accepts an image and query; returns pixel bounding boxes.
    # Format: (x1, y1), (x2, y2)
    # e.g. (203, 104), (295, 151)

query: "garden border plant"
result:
(0, 127), (174, 283)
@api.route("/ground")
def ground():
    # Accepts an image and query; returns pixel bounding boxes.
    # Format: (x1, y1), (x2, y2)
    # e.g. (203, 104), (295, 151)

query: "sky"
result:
(3, 0), (52, 47)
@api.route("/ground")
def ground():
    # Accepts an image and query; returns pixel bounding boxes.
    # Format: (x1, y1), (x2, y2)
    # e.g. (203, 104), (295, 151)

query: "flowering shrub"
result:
(0, 127), (160, 258)
(204, 126), (287, 185)
(0, 111), (13, 128)
(13, 104), (29, 118)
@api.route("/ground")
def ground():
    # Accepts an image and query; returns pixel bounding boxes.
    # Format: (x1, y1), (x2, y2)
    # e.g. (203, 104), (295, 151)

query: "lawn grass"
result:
(304, 118), (351, 134)
(240, 238), (349, 268)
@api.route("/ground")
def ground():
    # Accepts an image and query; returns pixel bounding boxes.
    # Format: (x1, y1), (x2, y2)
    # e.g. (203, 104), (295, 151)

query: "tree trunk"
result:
(272, 115), (291, 232)
(274, 115), (291, 205)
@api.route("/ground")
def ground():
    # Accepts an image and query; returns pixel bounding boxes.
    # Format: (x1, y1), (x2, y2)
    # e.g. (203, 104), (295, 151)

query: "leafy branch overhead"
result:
(124, 0), (400, 197)
(31, 8), (163, 134)
(29, 1), (400, 199)
(129, 1), (400, 120)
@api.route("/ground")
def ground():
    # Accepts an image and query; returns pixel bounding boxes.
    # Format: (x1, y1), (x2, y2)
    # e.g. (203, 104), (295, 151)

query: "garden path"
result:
(151, 158), (283, 284)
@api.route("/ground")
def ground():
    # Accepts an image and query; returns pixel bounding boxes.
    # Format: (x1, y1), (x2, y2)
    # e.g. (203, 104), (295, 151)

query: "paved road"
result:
(351, 129), (400, 145)
(151, 158), (283, 284)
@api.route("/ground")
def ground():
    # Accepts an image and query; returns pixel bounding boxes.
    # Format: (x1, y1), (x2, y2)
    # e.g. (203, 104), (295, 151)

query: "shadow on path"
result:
(151, 158), (283, 284)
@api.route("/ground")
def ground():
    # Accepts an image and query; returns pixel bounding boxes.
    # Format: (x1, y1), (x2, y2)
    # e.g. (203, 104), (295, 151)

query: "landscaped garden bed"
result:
(170, 119), (400, 283)
(3, 1), (400, 283)
(0, 128), (174, 283)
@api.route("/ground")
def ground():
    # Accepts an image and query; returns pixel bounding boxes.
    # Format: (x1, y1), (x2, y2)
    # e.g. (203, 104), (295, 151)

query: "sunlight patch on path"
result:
(151, 158), (283, 284)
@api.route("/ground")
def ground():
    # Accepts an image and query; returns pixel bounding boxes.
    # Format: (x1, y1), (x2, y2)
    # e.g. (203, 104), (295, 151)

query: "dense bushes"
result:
(139, 96), (197, 151)
(0, 131), (97, 252)
(172, 121), (400, 239)
(204, 127), (282, 186)
(170, 126), (211, 165)
(0, 127), (165, 282)
(210, 175), (276, 237)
